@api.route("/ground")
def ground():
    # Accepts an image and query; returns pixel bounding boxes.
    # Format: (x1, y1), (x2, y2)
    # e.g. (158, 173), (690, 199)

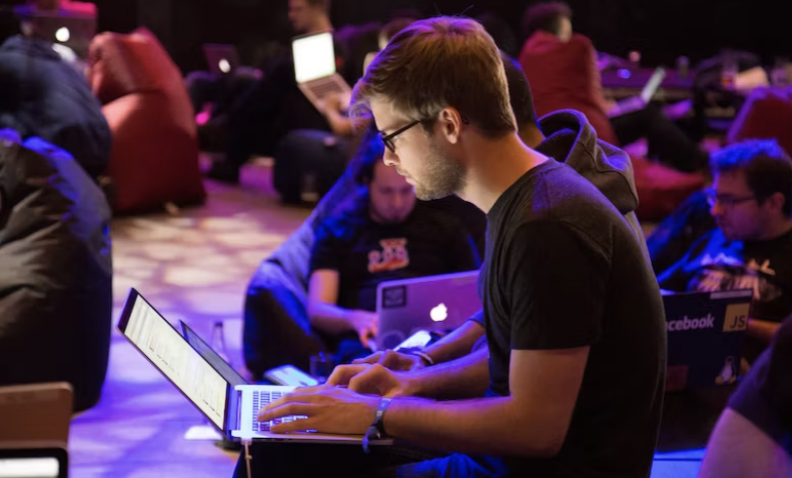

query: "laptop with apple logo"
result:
(375, 270), (482, 351)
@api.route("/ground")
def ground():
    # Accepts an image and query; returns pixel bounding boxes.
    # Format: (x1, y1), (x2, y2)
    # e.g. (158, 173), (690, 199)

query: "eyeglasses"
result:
(380, 116), (471, 154)
(705, 188), (757, 208)
(380, 120), (422, 154)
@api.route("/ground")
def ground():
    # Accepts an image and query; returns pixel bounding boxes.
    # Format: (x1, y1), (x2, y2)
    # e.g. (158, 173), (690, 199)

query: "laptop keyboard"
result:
(251, 390), (307, 433)
(310, 77), (345, 98)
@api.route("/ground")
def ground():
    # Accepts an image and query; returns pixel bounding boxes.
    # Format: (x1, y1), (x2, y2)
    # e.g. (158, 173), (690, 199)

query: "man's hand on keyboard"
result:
(257, 385), (379, 435)
(327, 363), (416, 397)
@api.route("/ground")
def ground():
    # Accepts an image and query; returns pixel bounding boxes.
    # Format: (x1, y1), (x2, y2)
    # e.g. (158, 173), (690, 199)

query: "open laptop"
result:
(0, 446), (68, 478)
(375, 270), (482, 351)
(204, 44), (240, 75)
(118, 288), (375, 443)
(180, 322), (318, 388)
(0, 383), (73, 444)
(663, 289), (753, 391)
(292, 31), (352, 113)
(607, 67), (667, 118)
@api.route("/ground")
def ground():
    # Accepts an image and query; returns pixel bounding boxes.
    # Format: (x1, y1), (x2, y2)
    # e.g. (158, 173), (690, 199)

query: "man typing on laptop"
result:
(306, 133), (480, 364)
(657, 140), (792, 361)
(236, 17), (666, 478)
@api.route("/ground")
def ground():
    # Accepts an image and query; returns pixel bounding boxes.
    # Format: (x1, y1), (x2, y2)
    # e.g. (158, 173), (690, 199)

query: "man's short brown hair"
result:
(306, 0), (330, 11)
(351, 16), (517, 139)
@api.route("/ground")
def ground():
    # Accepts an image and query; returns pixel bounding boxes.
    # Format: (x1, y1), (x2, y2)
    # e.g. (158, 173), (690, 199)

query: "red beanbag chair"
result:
(631, 154), (706, 222)
(728, 86), (792, 156)
(89, 28), (205, 214)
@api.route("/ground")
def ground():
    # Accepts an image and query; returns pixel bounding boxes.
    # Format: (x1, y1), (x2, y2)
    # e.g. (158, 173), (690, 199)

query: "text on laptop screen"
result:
(122, 295), (227, 429)
(292, 32), (336, 83)
(0, 458), (58, 478)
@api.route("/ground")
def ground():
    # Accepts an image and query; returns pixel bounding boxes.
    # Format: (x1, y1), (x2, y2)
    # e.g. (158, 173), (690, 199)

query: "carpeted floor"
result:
(67, 164), (704, 477)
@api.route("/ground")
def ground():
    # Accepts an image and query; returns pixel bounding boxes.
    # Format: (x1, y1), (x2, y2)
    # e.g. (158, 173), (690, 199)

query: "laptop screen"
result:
(292, 32), (337, 83)
(0, 448), (67, 478)
(181, 322), (247, 388)
(119, 291), (228, 430)
(640, 67), (666, 104)
(0, 458), (59, 477)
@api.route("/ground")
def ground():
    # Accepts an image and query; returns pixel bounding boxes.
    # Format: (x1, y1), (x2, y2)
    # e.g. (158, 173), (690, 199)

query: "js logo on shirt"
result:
(369, 238), (409, 274)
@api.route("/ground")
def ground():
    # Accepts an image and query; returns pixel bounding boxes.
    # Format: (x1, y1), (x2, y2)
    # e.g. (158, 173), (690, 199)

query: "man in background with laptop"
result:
(518, 1), (710, 173)
(658, 140), (792, 362)
(238, 16), (666, 478)
(306, 132), (480, 364)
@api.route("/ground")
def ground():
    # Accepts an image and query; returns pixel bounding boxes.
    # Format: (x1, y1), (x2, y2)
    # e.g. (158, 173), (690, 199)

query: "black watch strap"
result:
(362, 397), (394, 453)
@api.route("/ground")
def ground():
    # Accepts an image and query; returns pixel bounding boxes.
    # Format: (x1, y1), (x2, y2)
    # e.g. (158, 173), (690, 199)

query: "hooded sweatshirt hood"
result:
(535, 109), (649, 258)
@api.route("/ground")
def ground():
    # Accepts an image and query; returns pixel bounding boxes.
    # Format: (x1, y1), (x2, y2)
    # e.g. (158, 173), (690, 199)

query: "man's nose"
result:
(710, 201), (724, 217)
(392, 193), (403, 209)
(383, 149), (398, 167)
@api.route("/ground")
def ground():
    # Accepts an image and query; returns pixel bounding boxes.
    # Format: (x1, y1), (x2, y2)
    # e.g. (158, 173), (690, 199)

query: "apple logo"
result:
(430, 303), (448, 323)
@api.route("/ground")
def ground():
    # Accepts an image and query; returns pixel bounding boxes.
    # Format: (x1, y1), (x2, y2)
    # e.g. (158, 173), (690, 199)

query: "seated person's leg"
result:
(185, 70), (223, 115)
(611, 104), (709, 172)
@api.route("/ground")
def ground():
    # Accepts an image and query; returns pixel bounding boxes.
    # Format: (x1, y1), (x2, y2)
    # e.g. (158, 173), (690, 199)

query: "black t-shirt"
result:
(309, 202), (480, 312)
(657, 228), (792, 323)
(728, 316), (792, 454)
(481, 159), (667, 477)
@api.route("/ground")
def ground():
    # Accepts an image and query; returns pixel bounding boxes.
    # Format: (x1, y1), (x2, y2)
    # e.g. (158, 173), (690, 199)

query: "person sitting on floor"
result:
(518, 1), (709, 173)
(0, 6), (111, 178)
(698, 313), (792, 478)
(235, 17), (665, 478)
(351, 51), (652, 373)
(306, 131), (481, 364)
(657, 140), (792, 361)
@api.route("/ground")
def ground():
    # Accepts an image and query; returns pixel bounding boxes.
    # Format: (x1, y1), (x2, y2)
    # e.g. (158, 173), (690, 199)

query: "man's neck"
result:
(458, 132), (549, 214)
(308, 16), (333, 34)
(760, 219), (792, 241)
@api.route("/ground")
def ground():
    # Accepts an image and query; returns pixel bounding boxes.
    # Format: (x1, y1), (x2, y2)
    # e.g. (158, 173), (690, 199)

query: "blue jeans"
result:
(232, 442), (509, 478)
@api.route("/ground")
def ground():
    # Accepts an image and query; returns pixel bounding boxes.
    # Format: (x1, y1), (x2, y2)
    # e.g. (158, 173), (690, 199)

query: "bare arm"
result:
(324, 109), (354, 137)
(699, 408), (792, 478)
(307, 271), (376, 342)
(747, 319), (781, 346)
(383, 348), (589, 456)
(423, 319), (485, 364)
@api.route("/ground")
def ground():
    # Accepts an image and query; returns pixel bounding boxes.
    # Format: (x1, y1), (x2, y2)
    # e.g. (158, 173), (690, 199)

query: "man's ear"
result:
(437, 107), (465, 145)
(770, 191), (787, 214)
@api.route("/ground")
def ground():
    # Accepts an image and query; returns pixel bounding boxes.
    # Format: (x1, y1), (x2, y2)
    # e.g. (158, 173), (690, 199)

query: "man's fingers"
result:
(270, 416), (320, 434)
(326, 364), (371, 386)
(347, 364), (389, 395)
(259, 387), (331, 413)
(257, 403), (316, 422)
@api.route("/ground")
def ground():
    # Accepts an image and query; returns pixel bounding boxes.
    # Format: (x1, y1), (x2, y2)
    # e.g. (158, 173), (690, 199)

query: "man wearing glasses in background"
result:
(658, 140), (792, 361)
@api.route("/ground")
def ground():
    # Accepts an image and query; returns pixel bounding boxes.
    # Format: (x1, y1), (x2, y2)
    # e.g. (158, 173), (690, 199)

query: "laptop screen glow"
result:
(0, 458), (58, 478)
(292, 32), (336, 83)
(640, 67), (666, 103)
(122, 295), (228, 429)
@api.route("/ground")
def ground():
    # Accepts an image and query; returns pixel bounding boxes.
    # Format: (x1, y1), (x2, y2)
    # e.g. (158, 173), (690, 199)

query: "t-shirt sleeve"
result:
(468, 309), (485, 326)
(508, 221), (609, 350)
(309, 222), (345, 274)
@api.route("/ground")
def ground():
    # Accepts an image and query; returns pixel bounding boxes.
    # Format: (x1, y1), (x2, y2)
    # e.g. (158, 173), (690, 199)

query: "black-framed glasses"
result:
(705, 188), (757, 208)
(380, 120), (422, 154)
(380, 116), (471, 154)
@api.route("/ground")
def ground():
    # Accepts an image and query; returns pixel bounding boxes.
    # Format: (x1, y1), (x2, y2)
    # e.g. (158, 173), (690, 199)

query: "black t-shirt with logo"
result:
(728, 316), (792, 454)
(480, 160), (667, 477)
(309, 202), (480, 313)
(657, 228), (792, 323)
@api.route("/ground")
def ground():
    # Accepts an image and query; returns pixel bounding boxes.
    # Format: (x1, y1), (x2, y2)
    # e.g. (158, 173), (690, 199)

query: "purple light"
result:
(618, 69), (631, 79)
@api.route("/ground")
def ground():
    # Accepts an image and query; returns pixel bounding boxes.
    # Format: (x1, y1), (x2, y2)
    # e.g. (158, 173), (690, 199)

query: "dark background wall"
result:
(3, 0), (786, 73)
